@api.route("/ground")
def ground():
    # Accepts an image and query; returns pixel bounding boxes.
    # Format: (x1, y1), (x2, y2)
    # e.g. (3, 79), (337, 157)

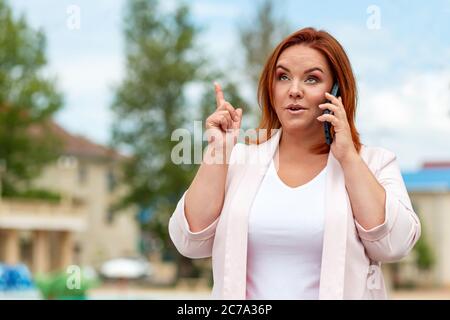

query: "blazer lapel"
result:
(318, 150), (349, 299)
(223, 129), (282, 299)
(222, 128), (349, 300)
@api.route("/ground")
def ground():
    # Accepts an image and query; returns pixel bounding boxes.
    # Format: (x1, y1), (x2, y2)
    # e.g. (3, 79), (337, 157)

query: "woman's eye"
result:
(305, 77), (318, 84)
(277, 74), (319, 83)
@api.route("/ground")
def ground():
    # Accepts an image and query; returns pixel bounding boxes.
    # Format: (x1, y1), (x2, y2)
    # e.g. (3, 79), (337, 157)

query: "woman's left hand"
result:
(317, 92), (359, 164)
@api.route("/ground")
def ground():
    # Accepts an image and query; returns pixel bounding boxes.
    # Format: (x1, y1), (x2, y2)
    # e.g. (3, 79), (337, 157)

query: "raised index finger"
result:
(214, 82), (225, 109)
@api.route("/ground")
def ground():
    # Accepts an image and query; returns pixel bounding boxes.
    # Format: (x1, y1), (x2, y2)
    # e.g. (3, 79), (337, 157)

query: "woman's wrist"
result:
(204, 140), (235, 165)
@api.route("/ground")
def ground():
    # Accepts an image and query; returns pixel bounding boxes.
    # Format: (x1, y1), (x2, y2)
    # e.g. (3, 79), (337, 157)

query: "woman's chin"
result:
(281, 119), (309, 131)
(281, 119), (321, 133)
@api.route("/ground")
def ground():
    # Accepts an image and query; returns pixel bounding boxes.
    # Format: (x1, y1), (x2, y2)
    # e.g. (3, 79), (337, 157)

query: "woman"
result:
(168, 27), (421, 300)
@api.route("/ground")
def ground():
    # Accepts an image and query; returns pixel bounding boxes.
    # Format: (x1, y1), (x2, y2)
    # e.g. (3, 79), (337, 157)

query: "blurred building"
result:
(401, 161), (450, 287)
(0, 123), (139, 274)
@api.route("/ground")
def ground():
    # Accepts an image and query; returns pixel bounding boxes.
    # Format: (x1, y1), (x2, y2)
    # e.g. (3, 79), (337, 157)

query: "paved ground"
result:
(89, 285), (212, 300)
(88, 284), (450, 300)
(390, 288), (450, 300)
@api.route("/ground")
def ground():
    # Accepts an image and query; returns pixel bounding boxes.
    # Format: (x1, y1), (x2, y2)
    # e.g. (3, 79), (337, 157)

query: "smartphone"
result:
(323, 82), (340, 145)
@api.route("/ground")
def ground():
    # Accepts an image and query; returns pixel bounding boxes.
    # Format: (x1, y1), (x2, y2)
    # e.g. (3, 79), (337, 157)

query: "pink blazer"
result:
(168, 129), (421, 299)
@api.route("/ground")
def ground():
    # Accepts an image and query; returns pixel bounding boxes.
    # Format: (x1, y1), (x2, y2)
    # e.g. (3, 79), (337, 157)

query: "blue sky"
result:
(9, 0), (450, 170)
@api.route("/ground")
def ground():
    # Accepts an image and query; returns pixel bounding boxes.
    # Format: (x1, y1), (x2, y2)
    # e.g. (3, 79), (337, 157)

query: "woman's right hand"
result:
(205, 82), (242, 148)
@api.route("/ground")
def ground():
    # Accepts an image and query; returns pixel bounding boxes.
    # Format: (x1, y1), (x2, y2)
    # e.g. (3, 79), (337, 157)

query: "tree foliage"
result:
(0, 0), (63, 196)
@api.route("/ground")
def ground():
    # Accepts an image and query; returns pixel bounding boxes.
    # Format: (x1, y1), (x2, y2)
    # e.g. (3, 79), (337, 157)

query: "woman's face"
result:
(273, 44), (334, 135)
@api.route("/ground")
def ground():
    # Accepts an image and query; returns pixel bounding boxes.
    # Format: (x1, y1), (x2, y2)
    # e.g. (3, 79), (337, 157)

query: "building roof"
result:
(51, 122), (125, 161)
(422, 161), (450, 169)
(403, 167), (450, 192)
(30, 121), (126, 162)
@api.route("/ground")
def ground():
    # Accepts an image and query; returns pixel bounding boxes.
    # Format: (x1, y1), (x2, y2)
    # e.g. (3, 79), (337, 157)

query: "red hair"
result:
(254, 27), (361, 154)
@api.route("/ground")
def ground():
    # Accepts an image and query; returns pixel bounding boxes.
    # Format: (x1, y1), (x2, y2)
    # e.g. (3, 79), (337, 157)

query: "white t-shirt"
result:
(246, 156), (327, 300)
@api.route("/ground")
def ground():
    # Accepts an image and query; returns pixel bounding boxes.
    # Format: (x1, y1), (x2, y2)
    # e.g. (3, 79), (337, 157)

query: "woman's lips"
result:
(286, 108), (307, 115)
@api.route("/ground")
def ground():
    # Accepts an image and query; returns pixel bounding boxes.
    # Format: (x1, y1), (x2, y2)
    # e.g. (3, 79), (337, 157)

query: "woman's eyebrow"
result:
(276, 65), (324, 74)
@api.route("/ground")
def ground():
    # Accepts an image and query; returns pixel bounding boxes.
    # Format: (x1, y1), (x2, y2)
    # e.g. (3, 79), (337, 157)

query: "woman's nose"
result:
(289, 83), (304, 99)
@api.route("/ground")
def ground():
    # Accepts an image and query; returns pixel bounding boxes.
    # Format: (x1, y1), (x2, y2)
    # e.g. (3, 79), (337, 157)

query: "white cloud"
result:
(50, 54), (124, 95)
(49, 54), (124, 144)
(328, 23), (450, 170)
(332, 24), (403, 78)
(357, 69), (450, 170)
(358, 70), (450, 131)
(55, 93), (113, 145)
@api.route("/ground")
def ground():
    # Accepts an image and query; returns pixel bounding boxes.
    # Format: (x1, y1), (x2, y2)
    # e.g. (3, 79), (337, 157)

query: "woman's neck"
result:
(278, 129), (327, 162)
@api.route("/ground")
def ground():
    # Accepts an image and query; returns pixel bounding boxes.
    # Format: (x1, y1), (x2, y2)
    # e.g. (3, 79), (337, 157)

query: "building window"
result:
(58, 156), (77, 169)
(106, 210), (115, 224)
(78, 164), (88, 185)
(106, 169), (117, 192)
(74, 243), (82, 266)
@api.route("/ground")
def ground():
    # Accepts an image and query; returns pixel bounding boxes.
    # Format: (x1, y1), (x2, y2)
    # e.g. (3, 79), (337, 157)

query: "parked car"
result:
(99, 256), (153, 280)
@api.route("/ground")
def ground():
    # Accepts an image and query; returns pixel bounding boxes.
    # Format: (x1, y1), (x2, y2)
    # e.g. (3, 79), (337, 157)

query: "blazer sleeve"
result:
(168, 143), (244, 259)
(354, 148), (421, 263)
(168, 190), (220, 259)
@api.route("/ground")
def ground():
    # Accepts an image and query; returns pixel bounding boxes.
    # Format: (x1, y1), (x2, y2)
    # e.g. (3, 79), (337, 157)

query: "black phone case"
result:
(324, 83), (340, 145)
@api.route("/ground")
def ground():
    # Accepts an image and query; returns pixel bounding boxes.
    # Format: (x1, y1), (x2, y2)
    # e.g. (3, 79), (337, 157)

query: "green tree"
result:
(112, 0), (257, 284)
(0, 0), (63, 196)
(237, 0), (292, 125)
(111, 0), (210, 281)
(389, 207), (435, 289)
(413, 212), (435, 271)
